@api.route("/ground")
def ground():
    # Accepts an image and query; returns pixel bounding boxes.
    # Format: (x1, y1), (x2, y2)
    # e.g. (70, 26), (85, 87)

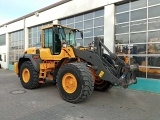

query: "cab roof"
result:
(41, 24), (79, 31)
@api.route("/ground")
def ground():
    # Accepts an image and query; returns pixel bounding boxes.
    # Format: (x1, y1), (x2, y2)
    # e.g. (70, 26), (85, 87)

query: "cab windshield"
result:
(59, 27), (76, 47)
(43, 25), (82, 54)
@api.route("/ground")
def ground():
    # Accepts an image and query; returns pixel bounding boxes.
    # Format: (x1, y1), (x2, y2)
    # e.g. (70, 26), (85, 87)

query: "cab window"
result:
(44, 28), (53, 48)
(44, 28), (53, 53)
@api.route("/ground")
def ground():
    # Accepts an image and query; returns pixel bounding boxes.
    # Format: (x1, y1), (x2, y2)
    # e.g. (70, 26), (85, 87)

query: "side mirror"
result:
(80, 31), (83, 39)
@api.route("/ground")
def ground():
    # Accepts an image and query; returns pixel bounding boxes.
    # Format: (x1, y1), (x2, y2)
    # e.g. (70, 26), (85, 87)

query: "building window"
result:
(115, 0), (160, 79)
(9, 30), (25, 65)
(28, 22), (52, 47)
(60, 8), (104, 47)
(0, 34), (6, 46)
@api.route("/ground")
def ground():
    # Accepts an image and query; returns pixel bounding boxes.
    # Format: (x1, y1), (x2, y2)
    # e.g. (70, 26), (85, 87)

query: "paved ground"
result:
(0, 69), (160, 120)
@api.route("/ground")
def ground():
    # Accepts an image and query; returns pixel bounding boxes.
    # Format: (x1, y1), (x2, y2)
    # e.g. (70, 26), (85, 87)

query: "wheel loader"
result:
(14, 24), (138, 103)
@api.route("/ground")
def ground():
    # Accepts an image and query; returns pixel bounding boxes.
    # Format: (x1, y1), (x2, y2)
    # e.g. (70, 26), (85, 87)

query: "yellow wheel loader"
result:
(14, 24), (138, 103)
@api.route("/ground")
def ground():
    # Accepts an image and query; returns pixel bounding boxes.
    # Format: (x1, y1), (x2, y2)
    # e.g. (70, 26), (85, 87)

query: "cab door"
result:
(44, 28), (54, 54)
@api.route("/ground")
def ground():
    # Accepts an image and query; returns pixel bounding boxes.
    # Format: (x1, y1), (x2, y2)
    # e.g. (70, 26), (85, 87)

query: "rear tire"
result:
(20, 61), (39, 89)
(56, 63), (94, 103)
(94, 80), (112, 92)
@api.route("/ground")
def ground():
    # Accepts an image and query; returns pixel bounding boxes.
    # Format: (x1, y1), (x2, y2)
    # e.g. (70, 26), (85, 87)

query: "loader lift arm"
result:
(74, 37), (138, 88)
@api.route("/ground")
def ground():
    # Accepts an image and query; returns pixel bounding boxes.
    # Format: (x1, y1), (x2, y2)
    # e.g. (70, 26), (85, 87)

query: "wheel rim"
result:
(95, 79), (105, 85)
(62, 73), (77, 94)
(22, 68), (30, 83)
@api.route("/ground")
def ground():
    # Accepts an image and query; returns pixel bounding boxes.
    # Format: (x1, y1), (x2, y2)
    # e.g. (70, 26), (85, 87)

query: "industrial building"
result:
(0, 0), (160, 92)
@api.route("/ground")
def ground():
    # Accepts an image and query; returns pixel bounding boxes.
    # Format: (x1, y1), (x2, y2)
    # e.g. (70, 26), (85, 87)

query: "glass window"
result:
(44, 28), (53, 48)
(147, 43), (160, 54)
(76, 32), (81, 39)
(62, 27), (76, 47)
(95, 9), (104, 17)
(148, 0), (160, 6)
(33, 27), (37, 32)
(28, 29), (32, 33)
(130, 44), (146, 54)
(75, 15), (83, 22)
(131, 8), (147, 21)
(130, 32), (146, 43)
(115, 0), (160, 79)
(38, 26), (41, 31)
(148, 5), (160, 18)
(148, 56), (160, 67)
(67, 24), (74, 28)
(147, 68), (160, 79)
(116, 23), (129, 34)
(131, 0), (147, 10)
(94, 17), (104, 27)
(67, 17), (74, 24)
(115, 44), (129, 54)
(94, 27), (104, 36)
(76, 39), (83, 47)
(33, 32), (37, 38)
(28, 22), (52, 47)
(84, 29), (93, 37)
(60, 9), (104, 50)
(115, 34), (129, 44)
(148, 18), (160, 30)
(0, 34), (6, 45)
(115, 3), (129, 13)
(133, 56), (146, 66)
(38, 32), (41, 39)
(148, 31), (160, 42)
(60, 19), (66, 25)
(116, 12), (129, 23)
(84, 20), (93, 29)
(75, 22), (83, 30)
(130, 20), (147, 32)
(84, 37), (93, 46)
(84, 12), (93, 20)
(9, 30), (25, 65)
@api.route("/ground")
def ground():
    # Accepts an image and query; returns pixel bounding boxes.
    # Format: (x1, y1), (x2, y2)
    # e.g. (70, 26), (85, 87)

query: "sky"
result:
(0, 0), (60, 25)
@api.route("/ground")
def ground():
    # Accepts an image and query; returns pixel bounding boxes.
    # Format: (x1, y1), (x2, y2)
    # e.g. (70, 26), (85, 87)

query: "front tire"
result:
(56, 63), (94, 103)
(20, 61), (39, 89)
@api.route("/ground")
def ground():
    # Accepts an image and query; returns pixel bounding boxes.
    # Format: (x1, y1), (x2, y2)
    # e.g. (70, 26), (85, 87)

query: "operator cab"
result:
(41, 24), (82, 55)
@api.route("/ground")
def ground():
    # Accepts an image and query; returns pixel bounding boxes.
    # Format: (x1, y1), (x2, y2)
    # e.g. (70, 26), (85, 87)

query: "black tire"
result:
(94, 80), (112, 92)
(56, 63), (94, 103)
(20, 61), (39, 89)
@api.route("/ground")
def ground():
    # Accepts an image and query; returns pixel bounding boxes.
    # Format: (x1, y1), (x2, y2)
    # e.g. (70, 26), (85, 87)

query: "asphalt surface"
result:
(0, 69), (160, 120)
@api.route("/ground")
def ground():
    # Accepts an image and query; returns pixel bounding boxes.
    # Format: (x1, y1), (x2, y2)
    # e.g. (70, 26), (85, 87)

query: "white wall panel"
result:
(25, 0), (123, 27)
(7, 20), (24, 33)
(0, 26), (7, 35)
(104, 4), (115, 53)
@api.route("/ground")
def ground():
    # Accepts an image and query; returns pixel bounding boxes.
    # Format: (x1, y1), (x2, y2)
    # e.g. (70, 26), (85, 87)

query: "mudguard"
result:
(18, 54), (42, 72)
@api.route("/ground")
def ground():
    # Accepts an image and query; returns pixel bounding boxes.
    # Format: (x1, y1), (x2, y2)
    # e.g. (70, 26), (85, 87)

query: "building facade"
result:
(0, 0), (160, 92)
